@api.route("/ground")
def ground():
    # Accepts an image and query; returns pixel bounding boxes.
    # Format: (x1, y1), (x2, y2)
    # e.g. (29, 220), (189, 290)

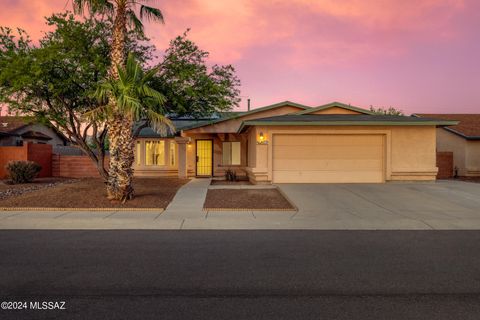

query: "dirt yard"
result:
(0, 177), (189, 208)
(204, 188), (295, 210)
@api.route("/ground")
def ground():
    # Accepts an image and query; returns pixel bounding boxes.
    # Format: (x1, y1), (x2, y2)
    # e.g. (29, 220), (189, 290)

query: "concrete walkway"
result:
(1, 180), (480, 230)
(162, 178), (211, 219)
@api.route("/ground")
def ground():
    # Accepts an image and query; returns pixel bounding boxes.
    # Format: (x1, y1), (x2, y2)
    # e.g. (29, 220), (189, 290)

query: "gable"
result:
(308, 106), (362, 115)
(297, 102), (374, 115)
(184, 102), (309, 134)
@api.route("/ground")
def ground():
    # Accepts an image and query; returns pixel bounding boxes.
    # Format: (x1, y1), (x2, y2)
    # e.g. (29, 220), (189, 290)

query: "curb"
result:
(0, 207), (164, 212)
(203, 207), (296, 212)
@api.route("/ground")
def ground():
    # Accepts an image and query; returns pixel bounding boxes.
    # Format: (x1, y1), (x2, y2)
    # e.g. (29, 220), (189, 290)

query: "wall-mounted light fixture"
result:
(257, 132), (268, 145)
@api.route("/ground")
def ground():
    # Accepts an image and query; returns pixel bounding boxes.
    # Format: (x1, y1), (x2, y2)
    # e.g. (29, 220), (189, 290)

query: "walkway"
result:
(162, 178), (211, 218)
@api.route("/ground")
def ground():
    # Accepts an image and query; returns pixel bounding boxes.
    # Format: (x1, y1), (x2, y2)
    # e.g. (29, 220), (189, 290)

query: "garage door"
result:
(273, 134), (384, 183)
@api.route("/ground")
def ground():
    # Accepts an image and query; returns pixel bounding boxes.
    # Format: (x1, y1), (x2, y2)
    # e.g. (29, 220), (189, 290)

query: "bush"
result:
(6, 160), (42, 184)
(225, 169), (237, 182)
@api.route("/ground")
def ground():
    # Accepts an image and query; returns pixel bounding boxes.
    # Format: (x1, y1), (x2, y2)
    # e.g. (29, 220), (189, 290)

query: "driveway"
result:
(280, 180), (480, 229)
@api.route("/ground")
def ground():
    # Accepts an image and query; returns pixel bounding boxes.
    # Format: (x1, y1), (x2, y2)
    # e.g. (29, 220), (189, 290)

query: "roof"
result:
(238, 114), (458, 133)
(415, 114), (480, 140)
(179, 101), (310, 132)
(0, 116), (34, 133)
(136, 119), (214, 138)
(296, 102), (375, 115)
(20, 130), (52, 140)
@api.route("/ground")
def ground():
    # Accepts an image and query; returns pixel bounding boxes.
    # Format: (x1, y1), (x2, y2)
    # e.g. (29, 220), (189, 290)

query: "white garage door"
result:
(272, 134), (384, 183)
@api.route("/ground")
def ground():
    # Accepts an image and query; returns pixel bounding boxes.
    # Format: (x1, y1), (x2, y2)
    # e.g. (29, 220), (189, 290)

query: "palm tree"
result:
(90, 54), (173, 202)
(72, 0), (164, 201)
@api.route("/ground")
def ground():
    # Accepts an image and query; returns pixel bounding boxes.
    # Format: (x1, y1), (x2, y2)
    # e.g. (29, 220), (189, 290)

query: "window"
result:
(169, 141), (176, 166)
(145, 140), (165, 166)
(222, 142), (241, 165)
(135, 141), (141, 165)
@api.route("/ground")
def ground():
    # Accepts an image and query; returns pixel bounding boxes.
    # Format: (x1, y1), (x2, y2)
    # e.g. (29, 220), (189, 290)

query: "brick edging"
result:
(0, 207), (164, 212)
(203, 207), (297, 212)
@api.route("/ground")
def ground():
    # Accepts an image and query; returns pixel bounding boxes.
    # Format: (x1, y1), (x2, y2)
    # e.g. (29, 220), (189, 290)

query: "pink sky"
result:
(1, 0), (479, 114)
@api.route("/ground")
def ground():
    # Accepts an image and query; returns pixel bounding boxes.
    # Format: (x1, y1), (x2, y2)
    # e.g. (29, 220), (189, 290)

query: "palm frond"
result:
(139, 5), (164, 23)
(145, 109), (174, 136)
(83, 105), (111, 122)
(72, 0), (114, 15)
(126, 9), (145, 35)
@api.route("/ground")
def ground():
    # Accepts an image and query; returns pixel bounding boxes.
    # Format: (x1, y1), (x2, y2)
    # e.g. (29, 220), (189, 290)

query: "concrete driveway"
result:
(280, 180), (480, 229)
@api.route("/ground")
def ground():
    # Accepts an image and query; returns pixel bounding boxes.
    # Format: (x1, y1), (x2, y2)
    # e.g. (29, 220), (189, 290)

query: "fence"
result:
(52, 155), (109, 178)
(436, 151), (453, 179)
(0, 143), (52, 179)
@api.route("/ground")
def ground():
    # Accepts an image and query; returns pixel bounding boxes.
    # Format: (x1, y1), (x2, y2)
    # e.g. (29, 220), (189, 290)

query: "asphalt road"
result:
(1, 230), (480, 319)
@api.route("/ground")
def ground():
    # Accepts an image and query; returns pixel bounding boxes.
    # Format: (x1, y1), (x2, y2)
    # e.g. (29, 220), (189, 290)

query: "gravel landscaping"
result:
(204, 188), (295, 210)
(0, 177), (189, 208)
(0, 178), (77, 200)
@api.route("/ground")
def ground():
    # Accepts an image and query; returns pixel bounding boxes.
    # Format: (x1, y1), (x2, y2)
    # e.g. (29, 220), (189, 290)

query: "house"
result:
(0, 116), (68, 147)
(133, 101), (456, 183)
(415, 114), (480, 177)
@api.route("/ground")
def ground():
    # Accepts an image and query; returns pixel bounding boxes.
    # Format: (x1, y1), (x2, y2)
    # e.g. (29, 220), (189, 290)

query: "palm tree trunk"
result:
(106, 2), (135, 202)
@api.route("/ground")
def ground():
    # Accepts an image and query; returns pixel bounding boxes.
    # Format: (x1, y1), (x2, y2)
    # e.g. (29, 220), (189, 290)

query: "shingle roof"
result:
(20, 130), (52, 140)
(238, 114), (458, 132)
(415, 114), (480, 140)
(0, 116), (34, 133)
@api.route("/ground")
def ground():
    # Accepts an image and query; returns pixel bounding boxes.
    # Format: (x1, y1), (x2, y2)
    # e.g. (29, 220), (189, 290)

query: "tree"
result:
(73, 0), (165, 201)
(91, 54), (173, 200)
(369, 106), (404, 116)
(154, 31), (241, 118)
(0, 13), (155, 180)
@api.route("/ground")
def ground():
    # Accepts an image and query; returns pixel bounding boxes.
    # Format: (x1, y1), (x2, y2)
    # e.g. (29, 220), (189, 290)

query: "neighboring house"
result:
(133, 101), (456, 183)
(415, 114), (480, 177)
(0, 116), (68, 147)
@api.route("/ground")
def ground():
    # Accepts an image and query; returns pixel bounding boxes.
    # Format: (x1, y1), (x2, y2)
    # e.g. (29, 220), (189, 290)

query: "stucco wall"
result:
(466, 140), (480, 176)
(246, 125), (438, 183)
(435, 128), (467, 176)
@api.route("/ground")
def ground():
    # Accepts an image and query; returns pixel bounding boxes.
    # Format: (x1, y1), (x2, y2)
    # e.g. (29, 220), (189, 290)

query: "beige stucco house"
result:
(133, 101), (456, 183)
(416, 114), (480, 177)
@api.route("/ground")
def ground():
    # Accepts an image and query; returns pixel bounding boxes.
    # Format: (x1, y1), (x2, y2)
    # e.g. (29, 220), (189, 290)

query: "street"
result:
(1, 230), (480, 319)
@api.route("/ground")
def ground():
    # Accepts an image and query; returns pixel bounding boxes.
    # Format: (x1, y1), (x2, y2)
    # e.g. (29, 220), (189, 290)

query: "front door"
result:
(196, 140), (213, 176)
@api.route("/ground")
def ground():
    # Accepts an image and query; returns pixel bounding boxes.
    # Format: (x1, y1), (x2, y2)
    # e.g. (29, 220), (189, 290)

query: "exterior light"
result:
(257, 132), (268, 145)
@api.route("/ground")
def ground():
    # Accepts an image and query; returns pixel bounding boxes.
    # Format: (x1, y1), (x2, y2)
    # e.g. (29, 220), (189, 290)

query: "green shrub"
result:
(6, 160), (42, 184)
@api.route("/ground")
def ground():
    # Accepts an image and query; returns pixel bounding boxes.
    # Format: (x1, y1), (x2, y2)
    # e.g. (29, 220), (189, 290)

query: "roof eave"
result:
(238, 120), (459, 133)
(443, 127), (480, 140)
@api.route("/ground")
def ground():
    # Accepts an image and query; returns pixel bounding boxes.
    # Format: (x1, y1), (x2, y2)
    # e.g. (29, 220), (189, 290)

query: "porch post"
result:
(175, 137), (190, 179)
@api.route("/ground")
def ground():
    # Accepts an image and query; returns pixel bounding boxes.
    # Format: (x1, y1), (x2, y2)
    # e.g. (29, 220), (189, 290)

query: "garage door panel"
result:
(274, 134), (383, 146)
(272, 134), (384, 183)
(274, 159), (383, 171)
(273, 145), (383, 160)
(274, 170), (384, 183)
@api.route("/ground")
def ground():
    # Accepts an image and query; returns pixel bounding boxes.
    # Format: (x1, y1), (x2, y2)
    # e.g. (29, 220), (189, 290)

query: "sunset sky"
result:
(1, 0), (479, 114)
